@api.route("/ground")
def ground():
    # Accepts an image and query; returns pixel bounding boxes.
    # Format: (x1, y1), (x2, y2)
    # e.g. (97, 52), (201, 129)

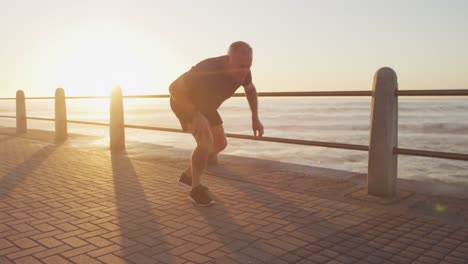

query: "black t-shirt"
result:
(182, 55), (252, 111)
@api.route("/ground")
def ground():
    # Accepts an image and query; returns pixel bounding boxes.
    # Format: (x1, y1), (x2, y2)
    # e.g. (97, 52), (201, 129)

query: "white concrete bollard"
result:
(55, 88), (68, 141)
(110, 86), (125, 151)
(368, 67), (398, 197)
(16, 90), (27, 134)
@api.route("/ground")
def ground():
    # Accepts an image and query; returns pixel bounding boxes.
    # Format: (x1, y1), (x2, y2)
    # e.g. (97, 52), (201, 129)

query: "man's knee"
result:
(210, 124), (227, 154)
(213, 137), (227, 153)
(195, 129), (213, 152)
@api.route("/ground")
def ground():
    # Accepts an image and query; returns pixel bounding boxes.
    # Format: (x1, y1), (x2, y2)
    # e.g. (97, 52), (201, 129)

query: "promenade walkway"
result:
(0, 128), (467, 264)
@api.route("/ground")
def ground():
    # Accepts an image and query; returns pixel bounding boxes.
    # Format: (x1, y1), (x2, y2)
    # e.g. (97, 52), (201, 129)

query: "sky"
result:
(1, 0), (467, 97)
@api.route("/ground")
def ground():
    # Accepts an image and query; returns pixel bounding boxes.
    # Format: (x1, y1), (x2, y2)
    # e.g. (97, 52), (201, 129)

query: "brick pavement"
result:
(0, 130), (467, 263)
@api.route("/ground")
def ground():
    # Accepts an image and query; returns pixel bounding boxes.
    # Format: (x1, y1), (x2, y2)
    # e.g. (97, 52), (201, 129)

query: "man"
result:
(169, 41), (264, 206)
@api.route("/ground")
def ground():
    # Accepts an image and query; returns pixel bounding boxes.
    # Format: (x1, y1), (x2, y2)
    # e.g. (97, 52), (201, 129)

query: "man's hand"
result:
(244, 83), (263, 137)
(252, 118), (264, 137)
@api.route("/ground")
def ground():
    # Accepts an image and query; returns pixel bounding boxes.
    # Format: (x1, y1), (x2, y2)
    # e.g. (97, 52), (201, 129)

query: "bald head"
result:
(228, 41), (253, 57)
(226, 41), (252, 83)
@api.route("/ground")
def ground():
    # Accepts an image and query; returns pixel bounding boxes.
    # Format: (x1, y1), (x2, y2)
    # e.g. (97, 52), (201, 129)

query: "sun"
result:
(54, 41), (151, 96)
(49, 27), (174, 97)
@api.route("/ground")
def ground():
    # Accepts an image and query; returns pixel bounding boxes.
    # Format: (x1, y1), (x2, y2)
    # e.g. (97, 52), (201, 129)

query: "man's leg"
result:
(185, 115), (216, 206)
(184, 124), (227, 176)
(208, 124), (228, 165)
(188, 116), (213, 188)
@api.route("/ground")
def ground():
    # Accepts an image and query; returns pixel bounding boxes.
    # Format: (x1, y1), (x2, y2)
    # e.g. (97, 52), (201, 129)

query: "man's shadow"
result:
(193, 195), (267, 263)
(110, 149), (175, 263)
(193, 161), (350, 263)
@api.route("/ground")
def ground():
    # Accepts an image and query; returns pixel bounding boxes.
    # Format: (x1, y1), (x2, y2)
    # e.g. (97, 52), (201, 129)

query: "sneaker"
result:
(177, 172), (192, 188)
(189, 185), (214, 206)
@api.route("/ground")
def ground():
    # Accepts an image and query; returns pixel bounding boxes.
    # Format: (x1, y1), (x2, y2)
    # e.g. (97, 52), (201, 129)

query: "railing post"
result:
(55, 88), (68, 141)
(16, 90), (27, 134)
(110, 86), (125, 151)
(368, 67), (398, 197)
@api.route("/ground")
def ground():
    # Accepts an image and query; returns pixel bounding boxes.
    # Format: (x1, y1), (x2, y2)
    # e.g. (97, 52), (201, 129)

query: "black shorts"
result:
(170, 97), (223, 132)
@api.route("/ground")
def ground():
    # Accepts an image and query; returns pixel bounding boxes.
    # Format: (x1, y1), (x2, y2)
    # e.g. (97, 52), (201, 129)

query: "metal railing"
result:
(1, 67), (467, 197)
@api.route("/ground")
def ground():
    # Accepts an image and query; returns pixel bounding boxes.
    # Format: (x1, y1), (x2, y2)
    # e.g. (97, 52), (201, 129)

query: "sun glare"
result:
(55, 42), (149, 96)
(50, 28), (173, 97)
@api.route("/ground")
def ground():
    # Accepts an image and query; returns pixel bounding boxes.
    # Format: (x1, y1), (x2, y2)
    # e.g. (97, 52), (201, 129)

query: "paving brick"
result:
(34, 244), (73, 259)
(34, 223), (56, 232)
(169, 242), (198, 255)
(6, 245), (46, 260)
(371, 250), (393, 259)
(240, 246), (274, 262)
(97, 254), (126, 264)
(85, 236), (114, 248)
(293, 248), (314, 259)
(208, 249), (228, 259)
(62, 237), (89, 248)
(11, 224), (35, 233)
(267, 238), (299, 252)
(335, 255), (359, 264)
(141, 242), (174, 256)
(307, 253), (331, 263)
(13, 256), (43, 264)
(61, 244), (98, 258)
(37, 237), (64, 248)
(320, 249), (340, 259)
(294, 260), (315, 264)
(269, 258), (290, 264)
(56, 223), (79, 232)
(424, 250), (446, 260)
(43, 255), (74, 264)
(417, 255), (442, 264)
(281, 253), (303, 263)
(112, 244), (148, 258)
(366, 255), (385, 264)
(154, 252), (187, 264)
(7, 230), (41, 241)
(77, 229), (109, 240)
(443, 256), (466, 264)
(226, 252), (256, 264)
(182, 234), (211, 245)
(0, 246), (21, 256)
(347, 249), (368, 259)
(194, 240), (224, 255)
(69, 254), (98, 264)
(181, 251), (213, 263)
(0, 238), (14, 249)
(54, 230), (87, 240)
(98, 223), (120, 232)
(31, 230), (64, 241)
(76, 223), (100, 232)
(390, 255), (413, 264)
(447, 250), (468, 261)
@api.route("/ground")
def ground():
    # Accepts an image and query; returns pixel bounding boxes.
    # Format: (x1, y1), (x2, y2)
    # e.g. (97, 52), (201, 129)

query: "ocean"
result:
(1, 96), (467, 185)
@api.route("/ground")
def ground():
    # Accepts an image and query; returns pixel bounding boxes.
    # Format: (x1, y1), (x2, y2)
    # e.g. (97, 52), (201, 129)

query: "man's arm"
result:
(244, 83), (264, 137)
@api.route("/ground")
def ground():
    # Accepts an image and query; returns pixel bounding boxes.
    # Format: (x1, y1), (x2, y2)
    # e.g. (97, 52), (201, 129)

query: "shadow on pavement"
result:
(0, 142), (62, 200)
(111, 149), (175, 263)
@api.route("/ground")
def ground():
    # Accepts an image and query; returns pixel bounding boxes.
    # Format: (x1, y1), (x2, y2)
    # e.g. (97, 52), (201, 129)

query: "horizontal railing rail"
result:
(0, 115), (369, 151)
(1, 89), (467, 101)
(1, 68), (467, 197)
(396, 89), (468, 96)
(394, 148), (468, 161)
(2, 115), (467, 161)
